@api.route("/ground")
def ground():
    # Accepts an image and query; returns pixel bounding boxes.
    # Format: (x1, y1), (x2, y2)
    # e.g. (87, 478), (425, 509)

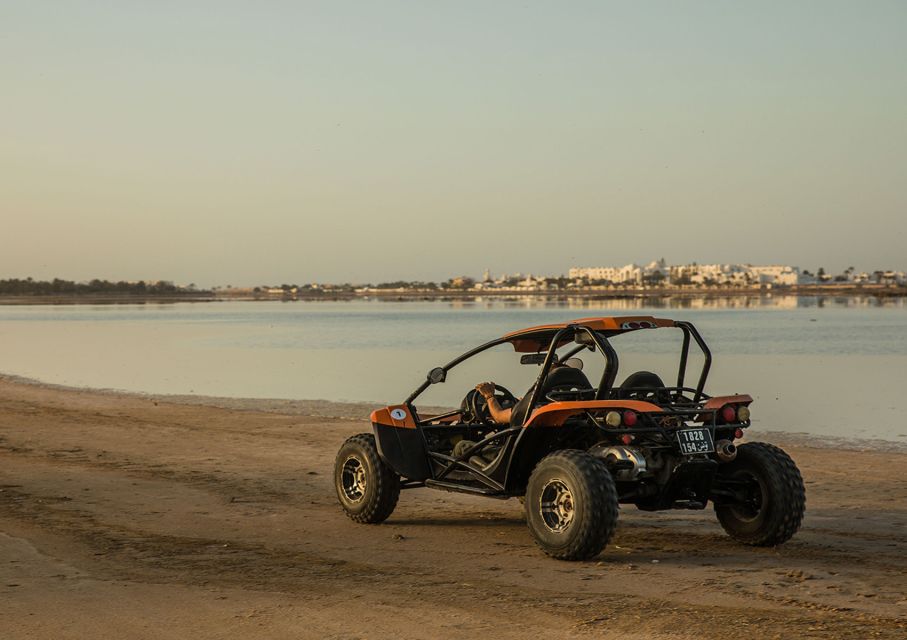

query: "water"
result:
(0, 296), (905, 443)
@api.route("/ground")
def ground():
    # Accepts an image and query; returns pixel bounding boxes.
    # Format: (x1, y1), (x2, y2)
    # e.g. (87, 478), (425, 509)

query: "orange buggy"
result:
(334, 316), (805, 560)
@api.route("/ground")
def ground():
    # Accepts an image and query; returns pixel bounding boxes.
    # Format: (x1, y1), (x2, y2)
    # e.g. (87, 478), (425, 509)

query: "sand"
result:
(0, 376), (905, 639)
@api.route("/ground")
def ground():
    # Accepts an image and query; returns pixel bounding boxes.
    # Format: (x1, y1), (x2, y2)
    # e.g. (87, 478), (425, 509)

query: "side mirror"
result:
(520, 353), (546, 365)
(427, 367), (446, 384)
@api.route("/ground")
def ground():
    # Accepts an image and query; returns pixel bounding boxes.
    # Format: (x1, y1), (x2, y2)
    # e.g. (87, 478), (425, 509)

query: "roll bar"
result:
(405, 320), (712, 416)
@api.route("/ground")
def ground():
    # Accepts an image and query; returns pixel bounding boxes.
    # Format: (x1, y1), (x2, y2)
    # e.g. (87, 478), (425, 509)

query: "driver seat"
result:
(617, 371), (667, 401)
(542, 366), (593, 397)
(509, 365), (593, 426)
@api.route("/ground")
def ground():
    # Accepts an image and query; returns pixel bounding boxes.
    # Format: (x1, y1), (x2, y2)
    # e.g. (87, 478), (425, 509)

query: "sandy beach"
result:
(0, 376), (905, 639)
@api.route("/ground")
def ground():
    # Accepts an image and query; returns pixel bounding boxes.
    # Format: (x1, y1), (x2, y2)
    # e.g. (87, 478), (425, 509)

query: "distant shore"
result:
(1, 283), (905, 305)
(235, 283), (907, 301)
(0, 293), (218, 305)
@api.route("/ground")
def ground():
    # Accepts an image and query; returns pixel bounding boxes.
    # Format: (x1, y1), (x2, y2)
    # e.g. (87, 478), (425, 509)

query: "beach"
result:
(0, 377), (905, 639)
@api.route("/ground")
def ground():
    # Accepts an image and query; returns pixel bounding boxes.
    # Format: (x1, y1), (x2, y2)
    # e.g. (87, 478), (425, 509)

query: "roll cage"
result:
(371, 316), (730, 499)
(405, 317), (713, 426)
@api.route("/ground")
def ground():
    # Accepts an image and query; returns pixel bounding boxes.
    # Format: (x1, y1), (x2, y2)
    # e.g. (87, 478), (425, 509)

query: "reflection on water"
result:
(0, 298), (905, 442)
(434, 294), (907, 311)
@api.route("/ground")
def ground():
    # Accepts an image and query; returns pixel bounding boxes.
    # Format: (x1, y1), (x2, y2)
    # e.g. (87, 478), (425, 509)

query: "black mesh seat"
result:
(617, 371), (667, 400)
(509, 365), (593, 426)
(542, 366), (593, 395)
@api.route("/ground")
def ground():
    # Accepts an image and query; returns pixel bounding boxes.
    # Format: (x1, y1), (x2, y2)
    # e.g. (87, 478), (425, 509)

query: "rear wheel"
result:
(525, 450), (619, 560)
(714, 442), (805, 546)
(334, 433), (400, 523)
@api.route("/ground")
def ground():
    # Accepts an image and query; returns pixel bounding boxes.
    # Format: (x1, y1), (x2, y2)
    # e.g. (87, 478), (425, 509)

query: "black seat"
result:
(617, 371), (667, 400)
(509, 365), (593, 426)
(542, 366), (593, 396)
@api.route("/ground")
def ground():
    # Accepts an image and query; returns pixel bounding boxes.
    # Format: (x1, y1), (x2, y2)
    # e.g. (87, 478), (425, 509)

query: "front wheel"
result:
(714, 442), (805, 546)
(525, 450), (619, 560)
(334, 433), (400, 524)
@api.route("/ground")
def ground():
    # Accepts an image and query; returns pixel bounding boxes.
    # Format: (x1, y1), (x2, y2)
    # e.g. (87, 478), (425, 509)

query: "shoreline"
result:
(0, 294), (217, 305)
(2, 372), (904, 453)
(1, 283), (905, 305)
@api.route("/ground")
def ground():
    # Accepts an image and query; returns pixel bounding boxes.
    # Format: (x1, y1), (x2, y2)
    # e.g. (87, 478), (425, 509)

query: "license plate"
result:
(677, 428), (715, 455)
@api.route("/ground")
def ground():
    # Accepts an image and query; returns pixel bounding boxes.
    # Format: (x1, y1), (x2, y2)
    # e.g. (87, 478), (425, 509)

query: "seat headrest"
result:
(620, 371), (665, 390)
(543, 366), (592, 392)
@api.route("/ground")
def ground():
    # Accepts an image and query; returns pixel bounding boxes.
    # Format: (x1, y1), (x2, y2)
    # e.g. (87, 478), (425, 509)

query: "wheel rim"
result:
(539, 478), (575, 533)
(341, 455), (367, 503)
(729, 470), (765, 522)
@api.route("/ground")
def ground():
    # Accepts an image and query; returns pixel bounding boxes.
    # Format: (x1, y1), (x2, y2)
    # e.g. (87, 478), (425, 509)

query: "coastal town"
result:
(2, 261), (905, 303)
(252, 260), (907, 297)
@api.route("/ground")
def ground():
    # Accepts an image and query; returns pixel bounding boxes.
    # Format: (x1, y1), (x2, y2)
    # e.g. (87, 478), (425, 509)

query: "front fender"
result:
(371, 405), (431, 480)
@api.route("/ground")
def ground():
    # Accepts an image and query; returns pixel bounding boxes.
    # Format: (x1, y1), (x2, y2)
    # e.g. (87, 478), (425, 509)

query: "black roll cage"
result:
(405, 320), (713, 427)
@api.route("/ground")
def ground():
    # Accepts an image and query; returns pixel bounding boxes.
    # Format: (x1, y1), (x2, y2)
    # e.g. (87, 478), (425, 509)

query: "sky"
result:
(2, 1), (906, 286)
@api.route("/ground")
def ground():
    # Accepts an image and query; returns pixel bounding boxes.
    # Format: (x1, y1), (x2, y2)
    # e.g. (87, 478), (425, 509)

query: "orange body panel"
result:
(523, 400), (664, 428)
(703, 395), (753, 409)
(371, 404), (417, 429)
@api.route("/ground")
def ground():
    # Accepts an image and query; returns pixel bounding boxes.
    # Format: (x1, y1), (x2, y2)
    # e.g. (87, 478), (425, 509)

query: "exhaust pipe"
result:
(715, 439), (737, 462)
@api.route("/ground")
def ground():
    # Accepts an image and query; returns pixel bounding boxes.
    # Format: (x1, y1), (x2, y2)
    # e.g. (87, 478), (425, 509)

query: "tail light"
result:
(721, 405), (737, 423)
(734, 427), (745, 439)
(620, 434), (634, 445)
(604, 410), (639, 427)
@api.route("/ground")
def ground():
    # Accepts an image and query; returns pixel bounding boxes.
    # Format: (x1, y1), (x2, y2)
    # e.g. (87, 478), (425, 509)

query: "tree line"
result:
(0, 278), (209, 296)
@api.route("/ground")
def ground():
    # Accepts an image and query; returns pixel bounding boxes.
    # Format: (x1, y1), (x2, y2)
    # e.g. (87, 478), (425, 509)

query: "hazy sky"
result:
(2, 1), (906, 286)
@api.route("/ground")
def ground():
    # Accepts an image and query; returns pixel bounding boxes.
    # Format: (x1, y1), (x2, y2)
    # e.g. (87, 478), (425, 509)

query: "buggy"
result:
(334, 316), (805, 560)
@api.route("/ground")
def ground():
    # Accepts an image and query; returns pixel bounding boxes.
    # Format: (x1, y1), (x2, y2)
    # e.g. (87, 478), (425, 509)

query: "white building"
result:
(569, 264), (643, 284)
(746, 265), (801, 286)
(570, 260), (808, 287)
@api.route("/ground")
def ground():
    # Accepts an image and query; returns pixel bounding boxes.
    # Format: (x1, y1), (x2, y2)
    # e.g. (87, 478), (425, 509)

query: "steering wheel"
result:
(463, 385), (518, 425)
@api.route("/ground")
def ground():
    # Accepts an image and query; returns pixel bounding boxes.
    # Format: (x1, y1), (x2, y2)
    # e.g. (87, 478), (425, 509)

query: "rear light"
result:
(737, 406), (751, 422)
(604, 410), (639, 427)
(605, 411), (622, 427)
(734, 427), (745, 439)
(620, 434), (634, 445)
(721, 405), (737, 423)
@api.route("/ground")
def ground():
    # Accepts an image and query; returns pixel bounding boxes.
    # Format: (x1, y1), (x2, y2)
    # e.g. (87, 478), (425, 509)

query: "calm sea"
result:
(1, 296), (905, 443)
